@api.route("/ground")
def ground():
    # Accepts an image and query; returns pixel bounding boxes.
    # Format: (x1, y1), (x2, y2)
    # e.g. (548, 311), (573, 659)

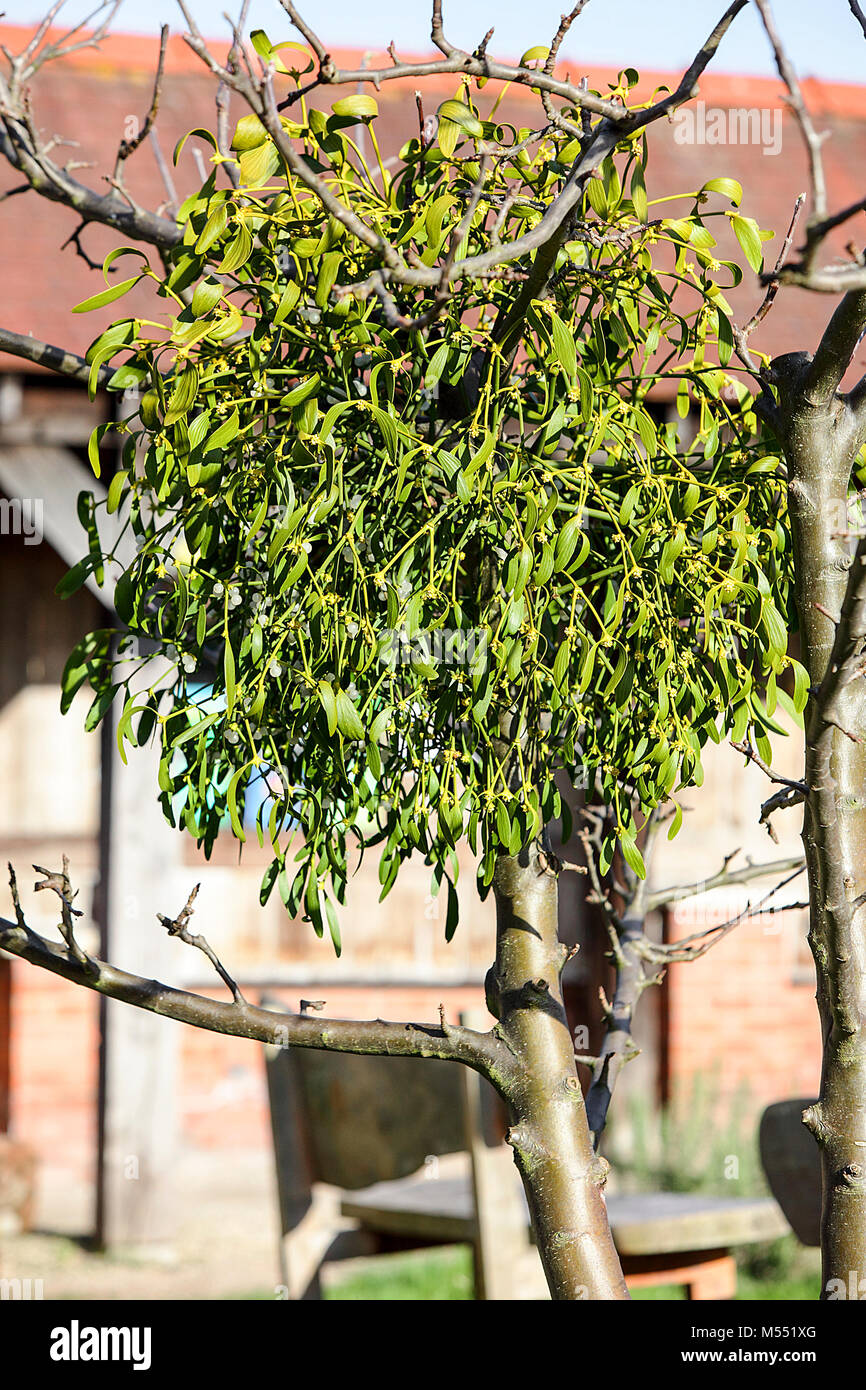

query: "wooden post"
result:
(94, 704), (181, 1250)
(0, 956), (9, 1134)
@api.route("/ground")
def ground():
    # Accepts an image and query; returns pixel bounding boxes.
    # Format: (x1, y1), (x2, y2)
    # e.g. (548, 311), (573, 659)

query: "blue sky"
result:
(9, 1), (866, 82)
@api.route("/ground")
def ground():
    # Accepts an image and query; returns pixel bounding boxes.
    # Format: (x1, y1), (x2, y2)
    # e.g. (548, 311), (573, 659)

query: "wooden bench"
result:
(262, 1006), (790, 1299)
(262, 1017), (545, 1299)
(341, 1175), (788, 1299)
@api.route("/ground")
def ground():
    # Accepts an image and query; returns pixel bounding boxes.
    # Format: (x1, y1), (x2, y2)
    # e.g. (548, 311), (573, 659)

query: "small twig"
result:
(733, 192), (805, 371)
(299, 998), (326, 1014)
(149, 126), (179, 214)
(414, 90), (426, 147)
(59, 221), (103, 271)
(158, 883), (248, 1006)
(475, 27), (494, 61)
(7, 863), (27, 931)
(759, 784), (807, 842)
(114, 24), (168, 177)
(215, 0), (250, 189)
(814, 601), (839, 625)
(731, 737), (810, 794)
(825, 715), (862, 744)
(541, 2), (593, 140)
(33, 855), (92, 970)
(848, 0), (866, 40)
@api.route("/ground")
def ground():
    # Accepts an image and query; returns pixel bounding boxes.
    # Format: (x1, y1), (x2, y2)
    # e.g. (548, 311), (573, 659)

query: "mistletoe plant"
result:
(64, 72), (800, 960)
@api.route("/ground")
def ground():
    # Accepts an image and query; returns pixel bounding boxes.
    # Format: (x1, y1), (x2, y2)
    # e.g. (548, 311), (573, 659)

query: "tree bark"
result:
(486, 846), (629, 1300)
(584, 911), (646, 1146)
(776, 349), (866, 1297)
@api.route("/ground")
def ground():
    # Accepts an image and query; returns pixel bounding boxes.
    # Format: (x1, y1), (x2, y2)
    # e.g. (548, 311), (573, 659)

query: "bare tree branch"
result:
(752, 0), (827, 229)
(274, 0), (627, 121)
(28, 857), (93, 971)
(811, 534), (866, 739)
(0, 23), (182, 252)
(647, 850), (806, 913)
(0, 862), (502, 1073)
(750, 0), (866, 300)
(581, 809), (665, 1145)
(728, 736), (809, 838)
(540, 3), (594, 140)
(181, 0), (748, 312)
(0, 0), (751, 346)
(0, 324), (112, 385)
(803, 289), (866, 407)
(730, 736), (809, 792)
(758, 783), (807, 841)
(5, 0), (122, 81)
(215, 0), (251, 189)
(650, 863), (808, 962)
(113, 23), (168, 179)
(733, 192), (805, 373)
(848, 0), (866, 41)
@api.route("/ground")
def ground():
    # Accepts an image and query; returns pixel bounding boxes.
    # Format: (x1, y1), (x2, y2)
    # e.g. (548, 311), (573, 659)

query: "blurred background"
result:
(1, 0), (857, 1299)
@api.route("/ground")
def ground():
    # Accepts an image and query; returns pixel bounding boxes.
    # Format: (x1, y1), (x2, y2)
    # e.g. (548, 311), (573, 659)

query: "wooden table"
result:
(341, 1167), (790, 1299)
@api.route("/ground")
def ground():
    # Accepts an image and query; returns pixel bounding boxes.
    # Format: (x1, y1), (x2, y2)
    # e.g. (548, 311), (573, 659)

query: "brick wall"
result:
(646, 720), (822, 1117)
(177, 984), (487, 1151)
(6, 960), (487, 1171)
(9, 961), (99, 1180)
(664, 904), (821, 1110)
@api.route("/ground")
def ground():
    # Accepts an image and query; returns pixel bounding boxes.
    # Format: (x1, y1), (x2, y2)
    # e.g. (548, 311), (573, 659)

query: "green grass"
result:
(324, 1245), (474, 1300)
(736, 1272), (821, 1301)
(320, 1246), (821, 1301)
(629, 1276), (820, 1301)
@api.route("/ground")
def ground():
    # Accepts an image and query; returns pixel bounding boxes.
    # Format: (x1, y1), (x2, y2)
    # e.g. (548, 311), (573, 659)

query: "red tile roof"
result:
(2, 22), (866, 382)
(2, 24), (865, 115)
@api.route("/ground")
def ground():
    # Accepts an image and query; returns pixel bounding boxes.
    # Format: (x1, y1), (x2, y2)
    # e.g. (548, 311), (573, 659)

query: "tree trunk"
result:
(486, 846), (629, 1300)
(779, 359), (866, 1297)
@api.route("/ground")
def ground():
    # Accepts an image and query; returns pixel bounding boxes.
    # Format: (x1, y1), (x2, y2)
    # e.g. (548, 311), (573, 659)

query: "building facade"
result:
(2, 23), (859, 1240)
